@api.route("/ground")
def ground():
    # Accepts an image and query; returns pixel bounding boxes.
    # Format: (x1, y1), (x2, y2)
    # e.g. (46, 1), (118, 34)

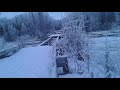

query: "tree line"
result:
(0, 12), (120, 43)
(0, 12), (62, 42)
(62, 12), (120, 32)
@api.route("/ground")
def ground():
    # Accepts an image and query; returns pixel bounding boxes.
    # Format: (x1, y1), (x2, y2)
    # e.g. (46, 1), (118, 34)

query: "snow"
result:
(89, 36), (120, 76)
(49, 34), (62, 38)
(59, 35), (120, 78)
(0, 45), (53, 78)
(1, 34), (120, 78)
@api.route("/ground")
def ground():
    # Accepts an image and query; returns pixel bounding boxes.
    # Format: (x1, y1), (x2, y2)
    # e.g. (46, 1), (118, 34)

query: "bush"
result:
(3, 25), (18, 42)
(17, 34), (31, 48)
(0, 38), (6, 50)
(57, 15), (89, 73)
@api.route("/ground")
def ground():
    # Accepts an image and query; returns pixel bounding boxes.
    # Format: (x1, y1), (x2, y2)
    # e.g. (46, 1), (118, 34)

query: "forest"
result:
(0, 12), (120, 78)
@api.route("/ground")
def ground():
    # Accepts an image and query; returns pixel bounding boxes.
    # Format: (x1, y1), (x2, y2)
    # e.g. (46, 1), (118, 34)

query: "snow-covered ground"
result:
(89, 36), (120, 74)
(60, 35), (120, 78)
(1, 35), (120, 78)
(0, 45), (53, 78)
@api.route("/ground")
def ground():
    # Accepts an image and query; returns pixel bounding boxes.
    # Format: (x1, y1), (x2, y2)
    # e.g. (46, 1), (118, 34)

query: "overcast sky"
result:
(1, 12), (65, 20)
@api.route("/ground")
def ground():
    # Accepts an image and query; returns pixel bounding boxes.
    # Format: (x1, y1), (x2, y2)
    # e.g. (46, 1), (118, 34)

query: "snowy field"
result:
(0, 45), (53, 78)
(60, 35), (120, 78)
(89, 36), (120, 74)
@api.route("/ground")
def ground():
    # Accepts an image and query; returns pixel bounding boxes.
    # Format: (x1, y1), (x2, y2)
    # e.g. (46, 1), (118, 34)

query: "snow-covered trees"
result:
(3, 23), (18, 42)
(57, 13), (90, 74)
(54, 20), (62, 30)
(115, 12), (120, 24)
(0, 38), (5, 50)
(99, 12), (116, 30)
(63, 12), (117, 32)
(0, 12), (56, 42)
(0, 25), (4, 36)
(62, 16), (87, 56)
(0, 16), (20, 42)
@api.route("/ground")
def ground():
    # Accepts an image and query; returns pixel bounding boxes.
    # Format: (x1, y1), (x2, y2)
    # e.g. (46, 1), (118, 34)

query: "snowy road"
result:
(0, 46), (53, 78)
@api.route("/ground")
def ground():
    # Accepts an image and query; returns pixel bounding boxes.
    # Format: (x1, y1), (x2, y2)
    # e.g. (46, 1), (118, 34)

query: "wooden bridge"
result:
(39, 30), (69, 77)
(0, 31), (62, 59)
(0, 30), (69, 77)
